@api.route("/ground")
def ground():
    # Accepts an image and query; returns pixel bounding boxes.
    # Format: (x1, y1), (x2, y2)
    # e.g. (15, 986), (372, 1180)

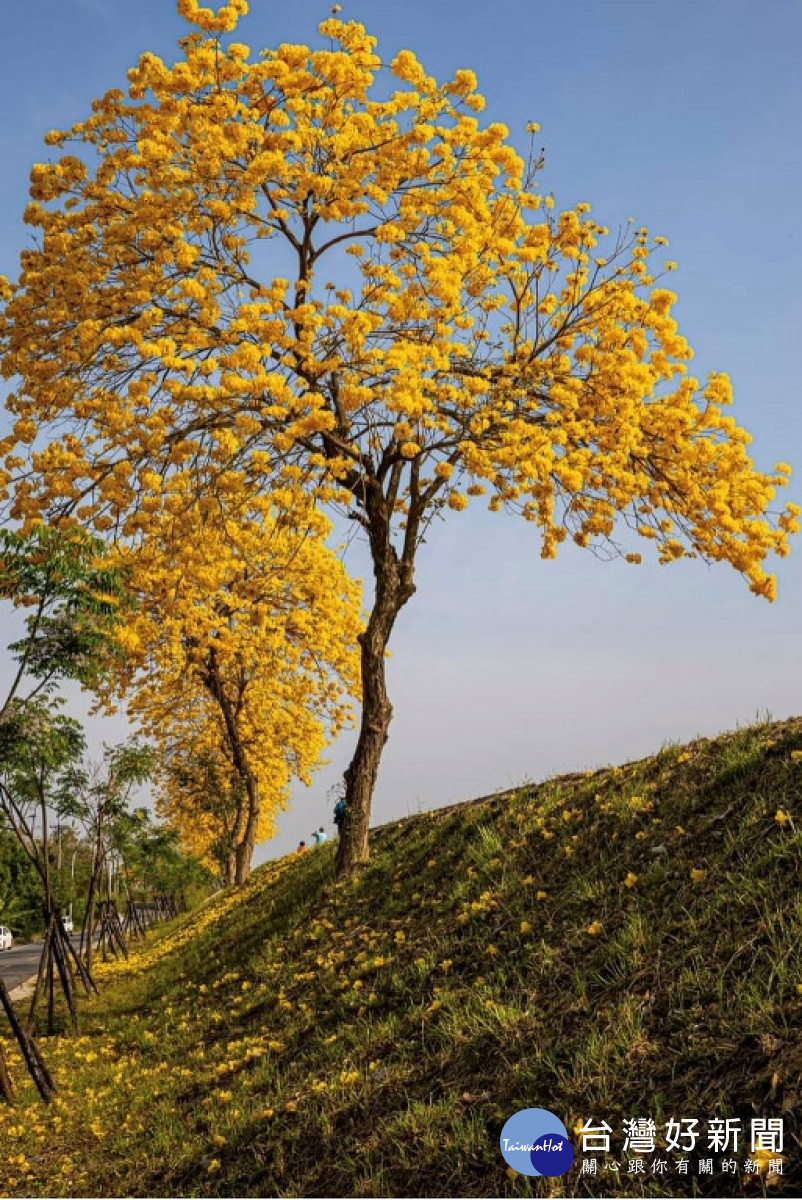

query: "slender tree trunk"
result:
(204, 653), (258, 885)
(83, 881), (97, 973)
(336, 486), (415, 876)
(27, 923), (51, 1034)
(234, 778), (259, 885)
(40, 792), (52, 917)
(46, 945), (55, 1035)
(50, 919), (77, 1029)
(82, 834), (103, 975)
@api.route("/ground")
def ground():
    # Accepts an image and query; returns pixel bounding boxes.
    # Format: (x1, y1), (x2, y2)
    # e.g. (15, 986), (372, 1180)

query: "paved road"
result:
(0, 910), (159, 992)
(0, 934), (86, 991)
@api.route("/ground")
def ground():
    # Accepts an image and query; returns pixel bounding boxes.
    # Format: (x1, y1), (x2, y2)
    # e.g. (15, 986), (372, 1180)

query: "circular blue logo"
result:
(499, 1108), (573, 1177)
(530, 1131), (575, 1176)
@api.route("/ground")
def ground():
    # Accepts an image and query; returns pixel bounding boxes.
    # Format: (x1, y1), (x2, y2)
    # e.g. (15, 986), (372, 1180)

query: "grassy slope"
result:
(1, 717), (801, 1198)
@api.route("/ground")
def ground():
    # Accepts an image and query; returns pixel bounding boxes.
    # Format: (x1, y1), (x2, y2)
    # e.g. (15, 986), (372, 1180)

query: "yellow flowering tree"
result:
(0, 1), (797, 874)
(110, 491), (362, 883)
(155, 729), (248, 885)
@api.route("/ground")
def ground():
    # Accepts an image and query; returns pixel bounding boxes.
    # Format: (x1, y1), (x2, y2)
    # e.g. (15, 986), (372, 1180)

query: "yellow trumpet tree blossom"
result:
(0, 2), (797, 874)
(156, 729), (242, 881)
(109, 491), (362, 883)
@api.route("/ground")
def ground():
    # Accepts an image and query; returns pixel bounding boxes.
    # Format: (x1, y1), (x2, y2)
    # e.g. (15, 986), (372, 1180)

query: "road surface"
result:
(0, 934), (91, 991)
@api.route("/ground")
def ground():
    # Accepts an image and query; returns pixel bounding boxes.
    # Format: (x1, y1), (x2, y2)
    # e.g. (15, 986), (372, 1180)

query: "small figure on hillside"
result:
(333, 796), (347, 835)
(296, 840), (307, 853)
(312, 827), (328, 846)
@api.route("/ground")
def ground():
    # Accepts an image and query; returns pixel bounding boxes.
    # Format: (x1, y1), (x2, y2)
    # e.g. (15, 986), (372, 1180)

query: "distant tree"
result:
(47, 819), (88, 922)
(72, 741), (154, 970)
(0, 823), (42, 940)
(158, 737), (249, 887)
(0, 2), (797, 876)
(110, 490), (361, 884)
(114, 810), (214, 906)
(0, 701), (85, 915)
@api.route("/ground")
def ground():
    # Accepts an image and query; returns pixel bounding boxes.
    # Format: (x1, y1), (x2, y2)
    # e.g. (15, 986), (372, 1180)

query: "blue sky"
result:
(1, 0), (800, 863)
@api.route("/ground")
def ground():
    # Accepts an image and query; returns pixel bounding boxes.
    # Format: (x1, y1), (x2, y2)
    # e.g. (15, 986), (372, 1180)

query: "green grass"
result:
(1, 716), (801, 1197)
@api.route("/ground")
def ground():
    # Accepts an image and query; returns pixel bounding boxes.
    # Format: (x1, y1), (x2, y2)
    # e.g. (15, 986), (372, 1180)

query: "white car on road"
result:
(0, 926), (12, 951)
(61, 914), (74, 935)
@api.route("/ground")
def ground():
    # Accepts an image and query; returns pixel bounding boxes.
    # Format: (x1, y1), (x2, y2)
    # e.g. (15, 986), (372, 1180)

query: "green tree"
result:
(73, 742), (154, 969)
(0, 526), (130, 717)
(0, 824), (42, 940)
(0, 526), (131, 930)
(0, 700), (86, 919)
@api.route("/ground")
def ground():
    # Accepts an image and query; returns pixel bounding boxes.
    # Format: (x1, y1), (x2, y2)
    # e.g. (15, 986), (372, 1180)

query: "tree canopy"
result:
(0, 526), (130, 717)
(0, 0), (797, 871)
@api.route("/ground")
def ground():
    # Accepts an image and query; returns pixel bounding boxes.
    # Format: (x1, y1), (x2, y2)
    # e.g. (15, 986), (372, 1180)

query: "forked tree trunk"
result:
(336, 488), (415, 876)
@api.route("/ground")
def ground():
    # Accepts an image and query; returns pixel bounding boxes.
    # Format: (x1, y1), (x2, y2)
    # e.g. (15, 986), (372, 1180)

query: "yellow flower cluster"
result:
(97, 487), (362, 875)
(0, 1), (795, 687)
(177, 0), (248, 34)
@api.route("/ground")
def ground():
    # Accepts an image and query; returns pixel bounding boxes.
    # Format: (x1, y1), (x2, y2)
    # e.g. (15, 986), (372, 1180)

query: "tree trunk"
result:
(336, 486), (415, 876)
(82, 842), (102, 975)
(220, 849), (236, 888)
(234, 777), (259, 885)
(204, 652), (257, 886)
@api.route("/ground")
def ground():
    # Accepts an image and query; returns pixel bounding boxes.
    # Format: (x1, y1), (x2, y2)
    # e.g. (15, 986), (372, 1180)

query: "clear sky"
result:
(1, 0), (800, 865)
